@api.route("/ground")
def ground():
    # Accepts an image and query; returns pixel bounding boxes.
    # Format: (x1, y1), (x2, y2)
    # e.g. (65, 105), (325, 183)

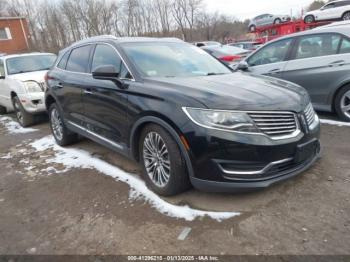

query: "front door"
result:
(82, 44), (131, 149)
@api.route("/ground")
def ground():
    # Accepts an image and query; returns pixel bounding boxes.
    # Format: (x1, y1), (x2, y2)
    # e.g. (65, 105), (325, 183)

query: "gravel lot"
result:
(0, 113), (349, 255)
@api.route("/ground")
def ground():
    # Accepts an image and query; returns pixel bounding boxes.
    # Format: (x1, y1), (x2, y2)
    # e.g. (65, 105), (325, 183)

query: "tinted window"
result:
(247, 38), (292, 66)
(91, 44), (121, 72)
(340, 38), (350, 54)
(0, 60), (5, 77)
(66, 45), (92, 73)
(57, 51), (70, 69)
(336, 1), (350, 7)
(295, 34), (341, 59)
(323, 3), (335, 9)
(6, 55), (57, 75)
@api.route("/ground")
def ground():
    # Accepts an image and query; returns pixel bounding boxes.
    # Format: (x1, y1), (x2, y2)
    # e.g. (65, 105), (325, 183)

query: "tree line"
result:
(1, 0), (324, 53)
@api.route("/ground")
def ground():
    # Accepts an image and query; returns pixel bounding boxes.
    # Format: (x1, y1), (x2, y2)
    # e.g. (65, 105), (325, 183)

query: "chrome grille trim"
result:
(304, 103), (316, 127)
(248, 111), (299, 137)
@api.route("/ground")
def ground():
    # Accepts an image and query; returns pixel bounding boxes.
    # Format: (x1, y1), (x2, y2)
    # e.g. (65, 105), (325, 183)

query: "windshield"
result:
(121, 42), (231, 78)
(6, 55), (57, 75)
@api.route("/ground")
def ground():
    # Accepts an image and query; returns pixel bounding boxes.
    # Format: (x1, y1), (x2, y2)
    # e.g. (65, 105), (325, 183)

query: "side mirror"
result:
(92, 65), (126, 88)
(237, 61), (249, 71)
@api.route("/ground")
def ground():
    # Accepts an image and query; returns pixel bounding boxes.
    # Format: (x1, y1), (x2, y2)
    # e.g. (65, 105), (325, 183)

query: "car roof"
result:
(68, 35), (183, 48)
(1, 52), (56, 60)
(267, 22), (350, 43)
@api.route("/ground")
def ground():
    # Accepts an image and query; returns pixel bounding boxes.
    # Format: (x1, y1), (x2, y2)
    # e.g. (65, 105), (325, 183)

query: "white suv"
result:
(304, 0), (350, 23)
(0, 53), (56, 126)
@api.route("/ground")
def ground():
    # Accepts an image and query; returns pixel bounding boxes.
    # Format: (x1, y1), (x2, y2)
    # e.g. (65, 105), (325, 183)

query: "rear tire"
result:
(334, 85), (350, 122)
(342, 12), (350, 21)
(0, 105), (6, 114)
(139, 124), (191, 196)
(249, 25), (256, 32)
(304, 15), (315, 24)
(12, 96), (35, 127)
(49, 103), (78, 146)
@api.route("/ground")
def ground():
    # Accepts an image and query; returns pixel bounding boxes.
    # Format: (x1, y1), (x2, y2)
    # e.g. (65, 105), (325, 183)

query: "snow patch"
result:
(0, 153), (12, 159)
(0, 116), (38, 134)
(30, 136), (239, 221)
(320, 119), (350, 127)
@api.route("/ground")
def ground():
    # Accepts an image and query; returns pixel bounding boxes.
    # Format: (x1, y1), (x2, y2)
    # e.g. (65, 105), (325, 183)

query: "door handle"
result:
(328, 60), (345, 67)
(83, 88), (93, 95)
(267, 69), (282, 75)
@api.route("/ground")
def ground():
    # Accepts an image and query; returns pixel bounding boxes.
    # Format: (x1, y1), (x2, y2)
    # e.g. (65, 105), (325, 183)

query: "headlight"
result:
(24, 81), (42, 93)
(182, 107), (260, 133)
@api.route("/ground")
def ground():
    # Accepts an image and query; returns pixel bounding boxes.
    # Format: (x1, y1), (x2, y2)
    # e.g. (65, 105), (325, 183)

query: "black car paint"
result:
(46, 38), (321, 192)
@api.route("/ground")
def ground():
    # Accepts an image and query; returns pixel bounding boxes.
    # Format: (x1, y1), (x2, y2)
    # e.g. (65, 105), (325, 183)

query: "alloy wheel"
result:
(341, 90), (350, 119)
(305, 16), (314, 23)
(51, 108), (64, 141)
(143, 132), (171, 188)
(343, 12), (350, 20)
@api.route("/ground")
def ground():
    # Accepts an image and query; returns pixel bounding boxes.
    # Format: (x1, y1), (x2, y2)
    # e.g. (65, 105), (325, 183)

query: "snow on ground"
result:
(0, 116), (38, 134)
(320, 119), (350, 127)
(30, 136), (239, 222)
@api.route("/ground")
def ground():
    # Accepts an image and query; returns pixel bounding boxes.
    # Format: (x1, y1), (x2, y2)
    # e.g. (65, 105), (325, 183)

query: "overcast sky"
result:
(204, 0), (314, 20)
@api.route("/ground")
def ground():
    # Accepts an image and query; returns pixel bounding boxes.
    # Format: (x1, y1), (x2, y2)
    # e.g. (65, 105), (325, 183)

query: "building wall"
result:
(0, 18), (30, 54)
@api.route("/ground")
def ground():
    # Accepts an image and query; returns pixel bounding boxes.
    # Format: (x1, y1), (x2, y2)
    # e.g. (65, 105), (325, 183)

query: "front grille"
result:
(248, 111), (298, 137)
(304, 103), (316, 127)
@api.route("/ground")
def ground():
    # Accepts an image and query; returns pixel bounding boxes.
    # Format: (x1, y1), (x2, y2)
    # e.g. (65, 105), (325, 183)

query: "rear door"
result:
(246, 37), (294, 77)
(282, 33), (350, 107)
(53, 45), (94, 126)
(82, 43), (132, 148)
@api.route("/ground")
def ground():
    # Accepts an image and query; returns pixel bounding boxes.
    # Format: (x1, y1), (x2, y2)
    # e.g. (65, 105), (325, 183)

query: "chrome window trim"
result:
(217, 157), (293, 176)
(54, 42), (135, 82)
(182, 107), (302, 141)
(68, 121), (124, 150)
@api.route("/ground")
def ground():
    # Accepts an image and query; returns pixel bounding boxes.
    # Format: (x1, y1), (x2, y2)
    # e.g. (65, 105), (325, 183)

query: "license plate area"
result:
(294, 140), (318, 163)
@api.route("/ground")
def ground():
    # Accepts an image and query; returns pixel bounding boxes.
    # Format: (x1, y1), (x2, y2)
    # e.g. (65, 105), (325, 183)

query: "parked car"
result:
(201, 45), (251, 67)
(249, 14), (291, 32)
(303, 0), (350, 24)
(46, 36), (320, 196)
(237, 22), (350, 121)
(227, 41), (261, 51)
(194, 41), (221, 47)
(0, 53), (57, 126)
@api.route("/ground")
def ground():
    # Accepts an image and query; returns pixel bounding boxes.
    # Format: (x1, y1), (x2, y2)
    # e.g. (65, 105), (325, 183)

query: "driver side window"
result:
(0, 60), (5, 77)
(247, 38), (292, 66)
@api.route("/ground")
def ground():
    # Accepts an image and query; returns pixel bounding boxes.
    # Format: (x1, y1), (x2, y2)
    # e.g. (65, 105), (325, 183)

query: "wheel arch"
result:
(331, 81), (350, 112)
(130, 114), (195, 179)
(45, 94), (56, 111)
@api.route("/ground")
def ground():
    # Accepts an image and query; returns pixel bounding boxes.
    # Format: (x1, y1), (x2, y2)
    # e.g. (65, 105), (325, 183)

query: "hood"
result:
(148, 72), (309, 112)
(8, 70), (47, 83)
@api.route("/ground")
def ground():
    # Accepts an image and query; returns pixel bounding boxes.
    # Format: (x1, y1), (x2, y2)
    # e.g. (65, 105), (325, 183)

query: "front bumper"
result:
(17, 92), (46, 114)
(182, 118), (321, 192)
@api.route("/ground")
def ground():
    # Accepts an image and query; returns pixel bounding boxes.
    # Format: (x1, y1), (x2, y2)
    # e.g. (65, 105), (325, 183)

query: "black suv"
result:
(45, 36), (321, 196)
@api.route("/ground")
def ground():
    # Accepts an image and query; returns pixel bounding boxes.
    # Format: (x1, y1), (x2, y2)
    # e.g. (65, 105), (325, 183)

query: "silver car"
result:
(237, 21), (350, 121)
(248, 14), (291, 32)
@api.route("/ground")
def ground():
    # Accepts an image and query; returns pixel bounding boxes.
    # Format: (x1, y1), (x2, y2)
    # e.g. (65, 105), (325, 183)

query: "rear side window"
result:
(295, 34), (341, 59)
(91, 44), (121, 72)
(247, 38), (292, 66)
(66, 45), (92, 73)
(57, 51), (70, 70)
(340, 38), (350, 54)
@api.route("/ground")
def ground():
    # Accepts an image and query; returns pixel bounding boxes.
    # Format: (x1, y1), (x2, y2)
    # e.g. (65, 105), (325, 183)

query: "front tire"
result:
(274, 18), (282, 24)
(0, 105), (6, 114)
(139, 124), (191, 196)
(49, 103), (78, 146)
(304, 15), (315, 24)
(342, 12), (350, 21)
(334, 85), (350, 122)
(12, 96), (34, 127)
